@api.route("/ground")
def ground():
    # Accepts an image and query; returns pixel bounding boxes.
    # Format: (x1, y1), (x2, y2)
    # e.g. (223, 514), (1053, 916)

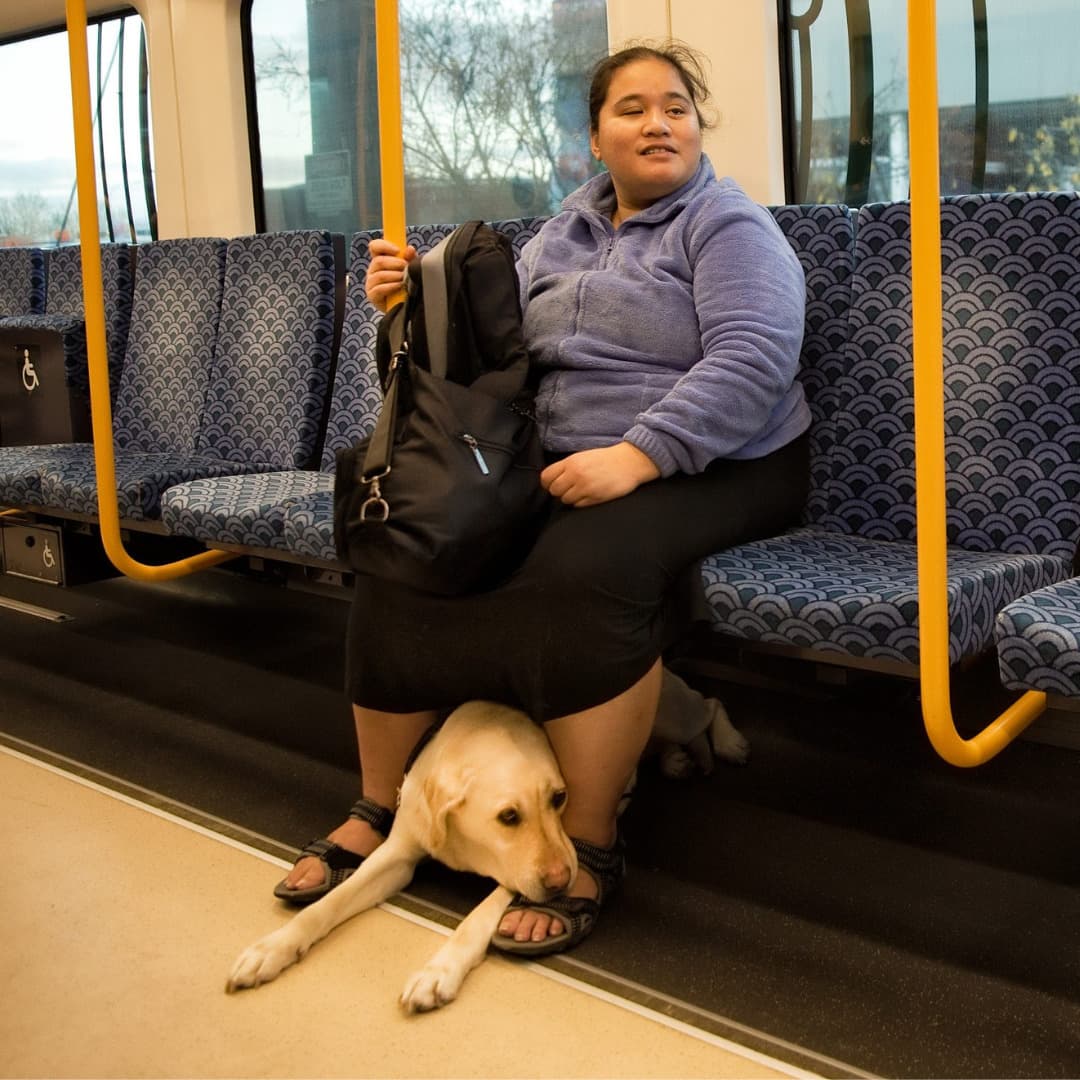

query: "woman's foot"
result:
(496, 860), (600, 943)
(274, 798), (394, 905)
(282, 818), (382, 890)
(492, 836), (625, 955)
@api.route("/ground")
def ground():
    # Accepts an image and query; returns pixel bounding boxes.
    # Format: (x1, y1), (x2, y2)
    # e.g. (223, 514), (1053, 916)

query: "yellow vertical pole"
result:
(65, 0), (231, 580)
(908, 0), (1045, 765)
(375, 0), (407, 309)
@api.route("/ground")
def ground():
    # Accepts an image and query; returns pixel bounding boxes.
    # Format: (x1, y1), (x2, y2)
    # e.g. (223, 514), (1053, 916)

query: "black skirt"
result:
(346, 432), (809, 722)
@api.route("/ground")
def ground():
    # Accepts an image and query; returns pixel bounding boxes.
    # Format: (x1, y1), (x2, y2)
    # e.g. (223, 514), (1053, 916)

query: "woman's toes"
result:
(284, 857), (325, 891)
(498, 907), (564, 941)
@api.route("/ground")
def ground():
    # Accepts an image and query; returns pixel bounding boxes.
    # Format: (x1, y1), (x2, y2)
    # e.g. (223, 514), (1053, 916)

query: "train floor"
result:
(2, 564), (1080, 1079)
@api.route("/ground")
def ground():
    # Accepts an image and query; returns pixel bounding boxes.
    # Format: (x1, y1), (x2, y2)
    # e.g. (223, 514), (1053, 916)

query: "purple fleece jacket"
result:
(516, 156), (809, 476)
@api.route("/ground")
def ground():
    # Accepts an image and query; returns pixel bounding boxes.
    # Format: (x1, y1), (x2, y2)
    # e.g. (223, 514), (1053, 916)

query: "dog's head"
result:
(413, 703), (577, 903)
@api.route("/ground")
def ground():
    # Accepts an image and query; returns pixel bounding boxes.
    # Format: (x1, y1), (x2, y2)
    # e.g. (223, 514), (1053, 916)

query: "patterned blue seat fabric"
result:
(162, 218), (547, 561)
(0, 244), (135, 405)
(161, 228), (379, 550)
(996, 580), (1080, 696)
(0, 237), (235, 515)
(703, 194), (1080, 666)
(32, 231), (339, 521)
(0, 247), (46, 315)
(768, 205), (856, 526)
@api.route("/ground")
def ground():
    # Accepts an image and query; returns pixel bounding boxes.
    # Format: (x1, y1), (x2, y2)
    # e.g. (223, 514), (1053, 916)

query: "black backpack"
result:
(333, 221), (549, 595)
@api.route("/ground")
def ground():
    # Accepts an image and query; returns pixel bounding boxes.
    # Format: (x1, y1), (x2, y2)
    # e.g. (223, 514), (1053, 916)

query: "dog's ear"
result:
(419, 770), (469, 850)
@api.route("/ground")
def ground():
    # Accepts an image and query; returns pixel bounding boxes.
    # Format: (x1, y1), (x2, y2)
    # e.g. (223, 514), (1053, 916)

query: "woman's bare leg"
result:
(497, 658), (662, 943)
(282, 705), (437, 891)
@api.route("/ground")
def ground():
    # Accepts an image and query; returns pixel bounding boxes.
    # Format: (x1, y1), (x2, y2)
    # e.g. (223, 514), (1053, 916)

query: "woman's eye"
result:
(498, 808), (521, 826)
(551, 790), (568, 810)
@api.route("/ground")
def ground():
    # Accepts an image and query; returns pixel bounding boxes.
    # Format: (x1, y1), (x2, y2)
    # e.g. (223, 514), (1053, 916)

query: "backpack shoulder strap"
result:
(420, 221), (483, 380)
(419, 231), (453, 379)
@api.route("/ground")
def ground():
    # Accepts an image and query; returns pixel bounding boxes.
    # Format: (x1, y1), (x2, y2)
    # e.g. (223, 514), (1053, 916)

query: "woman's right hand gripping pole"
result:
(366, 238), (418, 313)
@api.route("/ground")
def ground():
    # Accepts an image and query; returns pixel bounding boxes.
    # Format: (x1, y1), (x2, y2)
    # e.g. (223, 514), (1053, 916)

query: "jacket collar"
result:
(562, 154), (716, 227)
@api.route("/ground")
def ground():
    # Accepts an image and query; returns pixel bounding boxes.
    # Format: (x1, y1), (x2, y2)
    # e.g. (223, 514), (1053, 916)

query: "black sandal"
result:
(273, 797), (395, 906)
(489, 836), (625, 957)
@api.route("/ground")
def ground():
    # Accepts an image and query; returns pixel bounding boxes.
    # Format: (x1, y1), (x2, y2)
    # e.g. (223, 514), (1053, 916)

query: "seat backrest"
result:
(46, 244), (136, 403)
(768, 204), (856, 525)
(113, 238), (228, 452)
(196, 230), (338, 469)
(320, 217), (548, 472)
(826, 193), (1080, 560)
(0, 247), (46, 315)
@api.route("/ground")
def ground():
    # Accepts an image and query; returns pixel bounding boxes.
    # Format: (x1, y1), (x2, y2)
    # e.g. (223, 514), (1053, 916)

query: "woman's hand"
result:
(365, 238), (417, 312)
(540, 442), (660, 507)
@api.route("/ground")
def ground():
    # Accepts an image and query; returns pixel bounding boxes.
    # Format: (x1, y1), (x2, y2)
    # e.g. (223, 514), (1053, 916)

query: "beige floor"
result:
(0, 747), (816, 1080)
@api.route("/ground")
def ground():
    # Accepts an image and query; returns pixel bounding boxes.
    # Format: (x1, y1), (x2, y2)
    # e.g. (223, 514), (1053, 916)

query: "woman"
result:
(278, 42), (810, 955)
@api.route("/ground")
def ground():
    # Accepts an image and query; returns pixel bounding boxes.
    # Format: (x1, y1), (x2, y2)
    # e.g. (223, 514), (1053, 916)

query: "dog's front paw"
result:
(658, 741), (700, 779)
(400, 961), (465, 1014)
(708, 700), (750, 765)
(226, 928), (309, 993)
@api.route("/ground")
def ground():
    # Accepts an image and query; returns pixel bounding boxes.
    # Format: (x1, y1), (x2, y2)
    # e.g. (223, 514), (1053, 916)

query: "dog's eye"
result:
(497, 808), (521, 826)
(551, 790), (567, 810)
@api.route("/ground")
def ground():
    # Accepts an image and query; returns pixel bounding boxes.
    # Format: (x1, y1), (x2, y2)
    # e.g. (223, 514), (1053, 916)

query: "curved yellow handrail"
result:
(908, 0), (1046, 765)
(65, 0), (233, 581)
(376, 0), (407, 308)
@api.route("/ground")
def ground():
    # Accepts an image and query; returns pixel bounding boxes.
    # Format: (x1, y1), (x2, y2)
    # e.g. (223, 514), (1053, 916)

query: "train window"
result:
(246, 0), (607, 232)
(0, 11), (155, 246)
(782, 1), (1080, 205)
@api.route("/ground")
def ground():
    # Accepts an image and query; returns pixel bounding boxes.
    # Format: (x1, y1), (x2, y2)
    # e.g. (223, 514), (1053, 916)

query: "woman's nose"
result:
(643, 110), (671, 134)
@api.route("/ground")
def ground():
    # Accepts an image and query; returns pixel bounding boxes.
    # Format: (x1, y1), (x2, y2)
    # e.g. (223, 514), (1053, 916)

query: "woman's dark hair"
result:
(587, 41), (715, 133)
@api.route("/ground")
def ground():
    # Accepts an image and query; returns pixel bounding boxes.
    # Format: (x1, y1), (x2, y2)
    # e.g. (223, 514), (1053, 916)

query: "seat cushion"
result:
(0, 444), (92, 507)
(161, 471), (333, 549)
(701, 526), (1070, 665)
(281, 490), (337, 562)
(996, 579), (1080, 695)
(38, 450), (280, 521)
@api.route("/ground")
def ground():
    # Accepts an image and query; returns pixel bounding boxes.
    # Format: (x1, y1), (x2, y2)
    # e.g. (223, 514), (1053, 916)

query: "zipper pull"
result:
(462, 434), (490, 475)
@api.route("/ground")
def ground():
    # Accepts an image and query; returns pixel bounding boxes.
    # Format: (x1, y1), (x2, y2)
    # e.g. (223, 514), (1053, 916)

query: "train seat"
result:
(0, 237), (227, 509)
(0, 243), (136, 413)
(702, 193), (1080, 668)
(23, 230), (340, 521)
(159, 227), (384, 553)
(995, 579), (1080, 696)
(0, 246), (47, 316)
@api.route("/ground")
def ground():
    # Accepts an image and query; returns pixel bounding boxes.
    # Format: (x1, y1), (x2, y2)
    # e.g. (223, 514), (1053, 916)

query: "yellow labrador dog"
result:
(227, 700), (576, 1012)
(227, 678), (746, 1012)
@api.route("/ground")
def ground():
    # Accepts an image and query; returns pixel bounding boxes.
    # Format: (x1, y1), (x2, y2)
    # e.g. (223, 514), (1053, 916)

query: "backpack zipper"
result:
(461, 434), (491, 475)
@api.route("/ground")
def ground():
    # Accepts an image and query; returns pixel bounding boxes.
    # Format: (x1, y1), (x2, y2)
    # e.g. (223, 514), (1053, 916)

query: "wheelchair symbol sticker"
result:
(21, 348), (40, 393)
(41, 539), (56, 569)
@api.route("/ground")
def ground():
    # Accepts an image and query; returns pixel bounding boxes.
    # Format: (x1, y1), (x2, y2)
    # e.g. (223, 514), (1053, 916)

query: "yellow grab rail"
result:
(65, 0), (233, 581)
(908, 0), (1046, 765)
(376, 0), (407, 309)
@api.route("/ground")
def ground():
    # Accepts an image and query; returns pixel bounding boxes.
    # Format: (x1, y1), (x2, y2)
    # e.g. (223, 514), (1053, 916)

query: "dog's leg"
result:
(707, 697), (750, 764)
(226, 838), (421, 992)
(399, 884), (514, 1013)
(655, 670), (749, 776)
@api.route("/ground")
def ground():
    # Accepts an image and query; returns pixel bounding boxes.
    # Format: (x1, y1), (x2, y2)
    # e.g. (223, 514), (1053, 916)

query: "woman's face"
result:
(589, 57), (703, 218)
